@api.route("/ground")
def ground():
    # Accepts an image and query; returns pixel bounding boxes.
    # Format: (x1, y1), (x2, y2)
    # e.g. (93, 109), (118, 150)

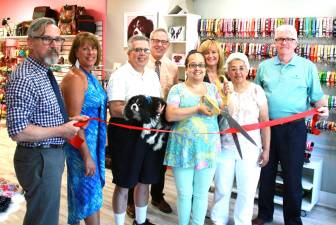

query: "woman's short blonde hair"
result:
(197, 39), (224, 72)
(68, 32), (102, 66)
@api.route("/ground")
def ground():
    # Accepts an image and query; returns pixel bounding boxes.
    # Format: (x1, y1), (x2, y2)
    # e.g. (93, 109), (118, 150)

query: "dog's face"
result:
(124, 95), (166, 124)
(173, 55), (183, 63)
(127, 16), (154, 40)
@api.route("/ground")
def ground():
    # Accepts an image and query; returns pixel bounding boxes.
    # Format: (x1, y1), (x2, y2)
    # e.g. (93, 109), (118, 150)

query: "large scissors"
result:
(203, 77), (259, 159)
(219, 108), (258, 159)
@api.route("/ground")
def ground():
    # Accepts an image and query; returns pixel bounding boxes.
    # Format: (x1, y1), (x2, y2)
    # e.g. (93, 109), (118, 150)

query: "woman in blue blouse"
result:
(61, 32), (107, 225)
(164, 50), (222, 225)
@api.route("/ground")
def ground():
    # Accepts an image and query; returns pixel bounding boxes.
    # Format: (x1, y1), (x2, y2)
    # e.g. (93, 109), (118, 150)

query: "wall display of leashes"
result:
(198, 17), (336, 63)
(198, 16), (336, 135)
(198, 17), (336, 38)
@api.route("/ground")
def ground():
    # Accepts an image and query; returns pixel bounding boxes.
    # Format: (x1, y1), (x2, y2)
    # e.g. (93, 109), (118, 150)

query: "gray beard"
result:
(44, 54), (59, 65)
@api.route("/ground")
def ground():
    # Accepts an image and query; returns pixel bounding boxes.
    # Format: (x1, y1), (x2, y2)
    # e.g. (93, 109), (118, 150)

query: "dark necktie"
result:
(155, 60), (161, 79)
(47, 69), (69, 122)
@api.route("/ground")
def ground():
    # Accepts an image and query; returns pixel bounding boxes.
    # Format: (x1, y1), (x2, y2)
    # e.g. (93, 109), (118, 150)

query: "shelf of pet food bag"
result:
(0, 34), (102, 61)
(212, 158), (323, 213)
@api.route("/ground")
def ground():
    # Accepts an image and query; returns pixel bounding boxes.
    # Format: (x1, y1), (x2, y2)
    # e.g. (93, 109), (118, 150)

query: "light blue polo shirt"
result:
(255, 54), (323, 119)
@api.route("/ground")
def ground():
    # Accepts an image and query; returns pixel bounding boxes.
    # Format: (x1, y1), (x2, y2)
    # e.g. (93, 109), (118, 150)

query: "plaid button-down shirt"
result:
(6, 57), (65, 147)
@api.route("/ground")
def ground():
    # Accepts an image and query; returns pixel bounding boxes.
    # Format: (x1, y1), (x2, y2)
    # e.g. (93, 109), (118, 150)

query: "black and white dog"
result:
(123, 95), (171, 151)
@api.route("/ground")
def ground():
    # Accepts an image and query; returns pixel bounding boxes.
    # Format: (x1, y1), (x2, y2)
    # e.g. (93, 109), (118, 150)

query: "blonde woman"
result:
(198, 39), (226, 103)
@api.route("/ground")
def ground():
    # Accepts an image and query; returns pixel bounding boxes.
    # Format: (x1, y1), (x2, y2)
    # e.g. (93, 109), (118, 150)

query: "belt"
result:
(18, 144), (64, 149)
(272, 118), (305, 127)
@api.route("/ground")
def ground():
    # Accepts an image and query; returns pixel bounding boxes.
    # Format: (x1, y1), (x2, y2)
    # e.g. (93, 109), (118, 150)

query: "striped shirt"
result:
(6, 56), (65, 147)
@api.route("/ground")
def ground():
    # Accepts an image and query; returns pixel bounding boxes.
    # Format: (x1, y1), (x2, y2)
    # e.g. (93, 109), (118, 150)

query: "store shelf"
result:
(163, 13), (201, 81)
(0, 35), (77, 41)
(211, 158), (323, 213)
(276, 176), (313, 190)
(274, 195), (314, 212)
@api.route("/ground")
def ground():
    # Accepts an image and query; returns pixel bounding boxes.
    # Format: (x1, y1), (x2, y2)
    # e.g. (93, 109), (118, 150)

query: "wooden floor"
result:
(1, 121), (336, 225)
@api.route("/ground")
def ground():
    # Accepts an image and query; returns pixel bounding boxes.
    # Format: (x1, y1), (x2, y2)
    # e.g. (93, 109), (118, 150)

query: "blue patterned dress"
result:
(64, 69), (107, 224)
(164, 82), (222, 169)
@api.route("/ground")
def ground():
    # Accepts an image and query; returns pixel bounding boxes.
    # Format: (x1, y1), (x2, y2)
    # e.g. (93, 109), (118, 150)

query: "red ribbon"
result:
(69, 108), (320, 149)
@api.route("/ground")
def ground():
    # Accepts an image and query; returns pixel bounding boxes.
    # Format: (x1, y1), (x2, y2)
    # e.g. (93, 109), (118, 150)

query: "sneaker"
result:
(151, 198), (172, 213)
(126, 204), (135, 218)
(133, 218), (156, 225)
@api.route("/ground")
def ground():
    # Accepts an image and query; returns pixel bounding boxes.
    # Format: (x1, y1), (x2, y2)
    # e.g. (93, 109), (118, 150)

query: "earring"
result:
(75, 59), (80, 68)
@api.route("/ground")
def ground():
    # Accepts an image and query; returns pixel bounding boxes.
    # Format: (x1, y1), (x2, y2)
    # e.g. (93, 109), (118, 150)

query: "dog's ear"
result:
(156, 98), (167, 114)
(157, 103), (165, 114)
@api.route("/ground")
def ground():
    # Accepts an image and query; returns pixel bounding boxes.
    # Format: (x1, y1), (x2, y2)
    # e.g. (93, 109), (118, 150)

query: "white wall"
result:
(194, 0), (336, 18)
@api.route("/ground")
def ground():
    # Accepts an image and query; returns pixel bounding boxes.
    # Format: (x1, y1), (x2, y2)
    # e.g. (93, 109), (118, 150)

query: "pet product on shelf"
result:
(168, 26), (185, 41)
(304, 141), (314, 163)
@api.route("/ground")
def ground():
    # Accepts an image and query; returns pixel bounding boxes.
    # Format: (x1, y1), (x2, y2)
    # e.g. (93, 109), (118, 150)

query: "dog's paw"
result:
(146, 132), (158, 145)
(141, 123), (151, 138)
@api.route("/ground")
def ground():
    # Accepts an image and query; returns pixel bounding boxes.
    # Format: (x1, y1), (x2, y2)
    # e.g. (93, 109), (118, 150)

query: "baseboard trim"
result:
(318, 191), (336, 209)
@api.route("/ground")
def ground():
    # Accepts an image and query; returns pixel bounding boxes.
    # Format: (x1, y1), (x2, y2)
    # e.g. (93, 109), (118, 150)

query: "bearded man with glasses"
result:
(5, 17), (86, 225)
(252, 25), (329, 225)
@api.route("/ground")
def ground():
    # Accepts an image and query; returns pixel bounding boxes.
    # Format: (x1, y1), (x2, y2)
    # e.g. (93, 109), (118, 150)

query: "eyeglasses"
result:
(151, 39), (169, 45)
(33, 35), (65, 45)
(131, 47), (150, 54)
(188, 63), (206, 69)
(275, 38), (296, 43)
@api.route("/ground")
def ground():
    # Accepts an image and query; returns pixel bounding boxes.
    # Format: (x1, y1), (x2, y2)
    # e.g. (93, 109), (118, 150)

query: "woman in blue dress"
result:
(164, 50), (223, 225)
(61, 32), (107, 225)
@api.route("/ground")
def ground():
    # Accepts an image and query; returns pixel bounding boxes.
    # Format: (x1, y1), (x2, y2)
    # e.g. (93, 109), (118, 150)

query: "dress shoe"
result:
(133, 218), (156, 225)
(126, 204), (135, 218)
(252, 217), (271, 225)
(151, 198), (172, 213)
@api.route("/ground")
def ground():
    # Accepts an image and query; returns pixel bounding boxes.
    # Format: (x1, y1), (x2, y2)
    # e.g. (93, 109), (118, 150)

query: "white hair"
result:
(224, 52), (250, 72)
(275, 24), (298, 41)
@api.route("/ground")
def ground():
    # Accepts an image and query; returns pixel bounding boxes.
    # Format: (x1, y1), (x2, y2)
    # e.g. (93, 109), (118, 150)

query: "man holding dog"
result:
(126, 28), (178, 218)
(106, 35), (162, 225)
(5, 17), (83, 225)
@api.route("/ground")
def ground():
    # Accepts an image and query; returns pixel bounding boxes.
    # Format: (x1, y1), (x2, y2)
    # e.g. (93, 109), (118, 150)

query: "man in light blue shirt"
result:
(252, 25), (328, 225)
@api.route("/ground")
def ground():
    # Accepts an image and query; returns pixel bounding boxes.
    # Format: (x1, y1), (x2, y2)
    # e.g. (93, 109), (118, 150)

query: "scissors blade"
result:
(221, 110), (258, 147)
(232, 132), (243, 159)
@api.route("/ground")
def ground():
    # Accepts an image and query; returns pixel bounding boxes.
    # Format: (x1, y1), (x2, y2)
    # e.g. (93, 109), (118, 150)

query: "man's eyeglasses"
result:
(188, 63), (206, 69)
(33, 35), (65, 45)
(275, 38), (296, 43)
(131, 47), (150, 54)
(151, 39), (169, 45)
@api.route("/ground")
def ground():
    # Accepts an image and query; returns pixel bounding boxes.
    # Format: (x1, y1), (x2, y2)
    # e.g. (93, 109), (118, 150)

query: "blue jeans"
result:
(173, 167), (215, 225)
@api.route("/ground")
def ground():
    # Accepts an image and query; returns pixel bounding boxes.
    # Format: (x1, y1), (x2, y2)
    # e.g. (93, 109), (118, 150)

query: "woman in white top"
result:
(211, 52), (270, 225)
